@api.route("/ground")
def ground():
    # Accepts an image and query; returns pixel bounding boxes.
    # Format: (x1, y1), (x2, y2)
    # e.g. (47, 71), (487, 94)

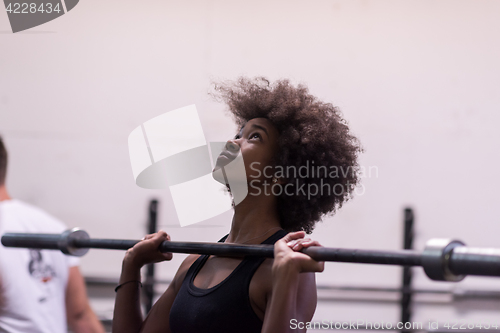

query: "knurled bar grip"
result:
(0, 231), (422, 264)
(2, 229), (500, 282)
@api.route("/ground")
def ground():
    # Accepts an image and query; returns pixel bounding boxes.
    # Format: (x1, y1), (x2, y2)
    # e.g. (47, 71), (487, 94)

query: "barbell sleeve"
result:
(448, 247), (500, 278)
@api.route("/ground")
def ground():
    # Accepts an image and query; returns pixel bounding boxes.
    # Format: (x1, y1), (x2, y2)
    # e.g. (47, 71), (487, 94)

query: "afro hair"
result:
(213, 77), (362, 233)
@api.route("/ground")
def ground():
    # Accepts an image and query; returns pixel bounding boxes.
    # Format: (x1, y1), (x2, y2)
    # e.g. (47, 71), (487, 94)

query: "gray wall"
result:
(1, 0), (499, 327)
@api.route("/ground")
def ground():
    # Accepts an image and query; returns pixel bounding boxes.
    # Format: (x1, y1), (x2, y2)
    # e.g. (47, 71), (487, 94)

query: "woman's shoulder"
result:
(170, 254), (201, 291)
(177, 254), (201, 274)
(250, 258), (274, 291)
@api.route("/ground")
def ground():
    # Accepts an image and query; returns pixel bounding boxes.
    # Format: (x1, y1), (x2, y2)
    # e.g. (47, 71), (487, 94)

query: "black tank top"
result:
(169, 229), (288, 333)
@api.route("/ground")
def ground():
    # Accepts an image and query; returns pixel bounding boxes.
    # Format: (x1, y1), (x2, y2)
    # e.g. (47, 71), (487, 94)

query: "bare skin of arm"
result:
(261, 231), (323, 333)
(139, 254), (199, 333)
(113, 231), (323, 333)
(0, 277), (4, 311)
(112, 231), (199, 333)
(66, 266), (106, 333)
(112, 232), (172, 333)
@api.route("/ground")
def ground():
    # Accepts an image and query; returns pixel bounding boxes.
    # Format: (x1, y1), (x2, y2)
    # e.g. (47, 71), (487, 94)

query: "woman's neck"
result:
(226, 192), (282, 244)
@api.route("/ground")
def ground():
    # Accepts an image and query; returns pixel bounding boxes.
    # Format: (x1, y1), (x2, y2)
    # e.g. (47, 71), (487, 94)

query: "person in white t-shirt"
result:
(0, 136), (105, 333)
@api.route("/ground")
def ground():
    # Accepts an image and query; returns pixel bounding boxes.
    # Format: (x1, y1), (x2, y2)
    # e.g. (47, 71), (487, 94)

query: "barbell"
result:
(2, 228), (500, 282)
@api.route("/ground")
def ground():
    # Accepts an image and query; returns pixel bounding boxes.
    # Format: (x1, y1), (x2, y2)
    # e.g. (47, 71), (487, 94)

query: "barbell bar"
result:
(2, 228), (500, 282)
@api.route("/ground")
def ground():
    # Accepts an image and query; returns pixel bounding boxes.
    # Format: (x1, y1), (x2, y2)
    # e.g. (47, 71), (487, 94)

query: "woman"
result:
(112, 77), (362, 333)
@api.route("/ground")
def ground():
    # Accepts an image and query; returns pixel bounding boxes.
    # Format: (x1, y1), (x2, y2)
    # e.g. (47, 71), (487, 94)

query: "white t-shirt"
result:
(0, 199), (79, 333)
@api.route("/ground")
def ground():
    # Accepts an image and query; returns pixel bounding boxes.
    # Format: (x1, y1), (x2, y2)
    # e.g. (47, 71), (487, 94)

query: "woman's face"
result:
(215, 117), (280, 186)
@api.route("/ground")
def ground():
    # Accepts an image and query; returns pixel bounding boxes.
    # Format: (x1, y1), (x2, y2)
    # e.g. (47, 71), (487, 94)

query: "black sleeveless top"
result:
(169, 230), (288, 333)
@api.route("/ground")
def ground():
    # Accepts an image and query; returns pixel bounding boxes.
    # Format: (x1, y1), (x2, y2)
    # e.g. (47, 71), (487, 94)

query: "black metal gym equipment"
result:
(2, 228), (500, 282)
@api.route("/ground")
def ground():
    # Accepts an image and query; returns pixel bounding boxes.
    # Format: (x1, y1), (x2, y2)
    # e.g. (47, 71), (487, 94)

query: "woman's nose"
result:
(225, 140), (240, 153)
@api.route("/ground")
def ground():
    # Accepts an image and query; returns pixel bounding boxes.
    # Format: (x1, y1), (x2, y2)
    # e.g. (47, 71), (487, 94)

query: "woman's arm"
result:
(262, 231), (324, 333)
(139, 254), (199, 333)
(112, 231), (173, 333)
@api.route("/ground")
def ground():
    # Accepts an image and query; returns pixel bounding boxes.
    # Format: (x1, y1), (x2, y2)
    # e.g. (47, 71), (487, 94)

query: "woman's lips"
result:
(221, 150), (237, 159)
(215, 150), (237, 167)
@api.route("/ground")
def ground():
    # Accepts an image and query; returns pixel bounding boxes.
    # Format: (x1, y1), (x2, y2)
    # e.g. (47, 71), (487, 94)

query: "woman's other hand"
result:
(272, 231), (324, 275)
(123, 230), (173, 270)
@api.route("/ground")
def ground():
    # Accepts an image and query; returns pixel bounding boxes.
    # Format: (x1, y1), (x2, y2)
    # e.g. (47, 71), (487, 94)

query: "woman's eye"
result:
(250, 133), (261, 140)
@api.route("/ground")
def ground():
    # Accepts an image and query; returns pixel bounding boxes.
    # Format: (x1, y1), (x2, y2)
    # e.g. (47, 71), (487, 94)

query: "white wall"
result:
(1, 0), (499, 326)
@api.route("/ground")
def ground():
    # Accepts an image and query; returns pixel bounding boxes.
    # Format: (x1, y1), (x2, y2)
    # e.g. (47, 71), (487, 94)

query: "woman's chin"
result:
(212, 167), (227, 185)
(214, 156), (233, 169)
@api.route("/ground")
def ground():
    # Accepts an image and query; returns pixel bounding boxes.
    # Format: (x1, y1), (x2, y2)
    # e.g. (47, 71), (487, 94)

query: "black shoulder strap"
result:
(217, 229), (287, 245)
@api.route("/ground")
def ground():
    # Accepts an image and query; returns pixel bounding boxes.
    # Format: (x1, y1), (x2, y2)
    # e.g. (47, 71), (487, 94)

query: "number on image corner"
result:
(443, 322), (451, 329)
(38, 3), (44, 12)
(46, 3), (52, 13)
(21, 3), (28, 13)
(53, 3), (61, 13)
(493, 323), (499, 329)
(483, 322), (490, 329)
(475, 323), (482, 329)
(6, 3), (12, 12)
(30, 3), (36, 13)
